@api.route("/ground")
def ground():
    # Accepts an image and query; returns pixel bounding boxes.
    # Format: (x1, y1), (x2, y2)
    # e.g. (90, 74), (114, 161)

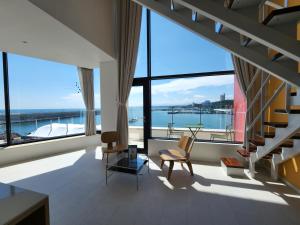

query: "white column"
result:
(100, 60), (118, 132)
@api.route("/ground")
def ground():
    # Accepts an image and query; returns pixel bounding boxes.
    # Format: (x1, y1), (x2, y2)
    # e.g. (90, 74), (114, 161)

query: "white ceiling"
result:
(0, 0), (114, 69)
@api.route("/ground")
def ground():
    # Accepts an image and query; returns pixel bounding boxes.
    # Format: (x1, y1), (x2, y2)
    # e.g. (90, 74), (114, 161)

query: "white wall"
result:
(149, 139), (245, 164)
(0, 135), (101, 167)
(100, 60), (118, 132)
(29, 0), (116, 58)
(0, 0), (113, 68)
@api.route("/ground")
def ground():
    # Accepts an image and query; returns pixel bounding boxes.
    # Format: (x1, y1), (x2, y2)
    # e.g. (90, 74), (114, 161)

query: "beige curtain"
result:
(78, 67), (96, 136)
(117, 0), (142, 147)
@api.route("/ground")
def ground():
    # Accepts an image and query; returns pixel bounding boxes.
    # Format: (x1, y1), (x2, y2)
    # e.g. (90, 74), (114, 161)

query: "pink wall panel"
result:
(233, 76), (246, 142)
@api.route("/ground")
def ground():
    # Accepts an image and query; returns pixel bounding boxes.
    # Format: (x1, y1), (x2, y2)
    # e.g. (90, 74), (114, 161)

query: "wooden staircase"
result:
(132, 0), (300, 178)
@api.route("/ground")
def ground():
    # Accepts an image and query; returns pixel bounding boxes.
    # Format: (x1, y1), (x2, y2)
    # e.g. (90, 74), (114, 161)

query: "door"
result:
(128, 79), (150, 153)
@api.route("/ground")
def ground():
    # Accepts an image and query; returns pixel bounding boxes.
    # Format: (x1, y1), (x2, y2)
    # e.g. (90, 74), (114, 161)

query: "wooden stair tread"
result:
(275, 106), (300, 114)
(290, 88), (297, 96)
(263, 132), (275, 138)
(221, 157), (244, 168)
(271, 148), (282, 154)
(263, 132), (300, 139)
(291, 133), (300, 139)
(264, 121), (288, 128)
(242, 145), (257, 151)
(237, 149), (251, 158)
(249, 136), (265, 146)
(280, 140), (293, 148)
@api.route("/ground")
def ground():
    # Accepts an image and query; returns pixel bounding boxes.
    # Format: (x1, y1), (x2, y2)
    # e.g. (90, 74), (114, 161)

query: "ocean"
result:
(0, 107), (232, 136)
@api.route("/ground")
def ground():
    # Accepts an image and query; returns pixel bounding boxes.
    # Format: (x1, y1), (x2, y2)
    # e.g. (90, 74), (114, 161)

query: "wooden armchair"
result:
(101, 131), (126, 162)
(159, 135), (195, 180)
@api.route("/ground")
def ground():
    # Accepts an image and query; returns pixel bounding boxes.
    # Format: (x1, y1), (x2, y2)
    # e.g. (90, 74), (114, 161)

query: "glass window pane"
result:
(0, 53), (6, 145)
(94, 68), (101, 131)
(151, 75), (237, 142)
(8, 53), (85, 144)
(134, 8), (147, 78)
(151, 12), (233, 76)
(128, 86), (144, 149)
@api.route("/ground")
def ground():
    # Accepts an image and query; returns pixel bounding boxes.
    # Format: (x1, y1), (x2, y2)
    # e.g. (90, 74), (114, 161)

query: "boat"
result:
(129, 117), (138, 123)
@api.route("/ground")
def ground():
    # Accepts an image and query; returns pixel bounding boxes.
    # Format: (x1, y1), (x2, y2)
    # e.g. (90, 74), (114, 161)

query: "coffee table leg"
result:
(136, 174), (139, 191)
(106, 166), (108, 185)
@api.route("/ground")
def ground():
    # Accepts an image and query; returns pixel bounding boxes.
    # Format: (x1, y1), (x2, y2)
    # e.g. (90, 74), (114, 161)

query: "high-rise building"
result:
(220, 93), (225, 101)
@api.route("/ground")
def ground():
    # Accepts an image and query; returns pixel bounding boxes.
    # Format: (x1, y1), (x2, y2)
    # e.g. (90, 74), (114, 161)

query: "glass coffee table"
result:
(106, 154), (149, 190)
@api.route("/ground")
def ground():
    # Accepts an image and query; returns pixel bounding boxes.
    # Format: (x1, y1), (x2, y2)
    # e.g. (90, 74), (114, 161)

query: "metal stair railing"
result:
(245, 74), (289, 154)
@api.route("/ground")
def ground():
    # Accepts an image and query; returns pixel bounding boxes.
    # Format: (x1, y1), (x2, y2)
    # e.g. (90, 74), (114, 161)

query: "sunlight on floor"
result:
(0, 150), (86, 183)
(284, 193), (300, 199)
(94, 146), (103, 160)
(0, 148), (300, 225)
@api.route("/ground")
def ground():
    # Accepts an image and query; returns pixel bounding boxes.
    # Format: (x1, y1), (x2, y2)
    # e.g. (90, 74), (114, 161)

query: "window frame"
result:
(134, 9), (240, 144)
(0, 52), (97, 147)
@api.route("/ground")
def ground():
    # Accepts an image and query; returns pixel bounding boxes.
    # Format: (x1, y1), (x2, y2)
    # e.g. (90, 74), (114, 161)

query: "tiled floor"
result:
(0, 146), (299, 225)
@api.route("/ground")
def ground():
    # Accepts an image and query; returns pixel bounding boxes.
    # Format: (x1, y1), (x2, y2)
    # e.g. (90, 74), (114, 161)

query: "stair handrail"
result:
(246, 69), (261, 94)
(247, 81), (286, 133)
(246, 73), (270, 115)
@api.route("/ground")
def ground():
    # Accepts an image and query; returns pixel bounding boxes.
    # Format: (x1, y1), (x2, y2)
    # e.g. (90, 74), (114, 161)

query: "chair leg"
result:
(168, 161), (174, 180)
(186, 161), (194, 176)
(102, 152), (104, 160)
(160, 160), (165, 169)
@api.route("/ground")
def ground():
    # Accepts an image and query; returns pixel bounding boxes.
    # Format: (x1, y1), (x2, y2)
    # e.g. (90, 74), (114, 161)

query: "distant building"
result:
(202, 100), (211, 106)
(220, 93), (225, 101)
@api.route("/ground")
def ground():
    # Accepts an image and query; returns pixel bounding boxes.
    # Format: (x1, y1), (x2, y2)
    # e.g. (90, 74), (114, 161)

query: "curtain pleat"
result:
(117, 0), (142, 147)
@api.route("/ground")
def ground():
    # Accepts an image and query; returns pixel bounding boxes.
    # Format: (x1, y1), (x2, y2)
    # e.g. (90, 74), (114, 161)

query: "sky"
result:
(0, 54), (100, 110)
(0, 8), (233, 110)
(130, 9), (234, 107)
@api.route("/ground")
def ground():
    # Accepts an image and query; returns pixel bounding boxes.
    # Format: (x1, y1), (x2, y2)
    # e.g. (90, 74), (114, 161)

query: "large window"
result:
(94, 68), (101, 131)
(127, 9), (243, 146)
(7, 53), (86, 144)
(0, 53), (6, 145)
(134, 8), (148, 78)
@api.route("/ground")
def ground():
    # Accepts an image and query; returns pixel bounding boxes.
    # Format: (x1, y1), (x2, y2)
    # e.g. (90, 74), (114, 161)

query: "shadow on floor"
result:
(1, 148), (300, 225)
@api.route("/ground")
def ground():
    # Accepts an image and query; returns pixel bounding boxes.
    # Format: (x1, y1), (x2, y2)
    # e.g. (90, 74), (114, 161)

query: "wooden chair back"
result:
(177, 135), (195, 158)
(101, 131), (119, 149)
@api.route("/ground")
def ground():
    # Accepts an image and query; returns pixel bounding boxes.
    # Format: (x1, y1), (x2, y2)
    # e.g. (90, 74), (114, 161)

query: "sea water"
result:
(0, 107), (232, 136)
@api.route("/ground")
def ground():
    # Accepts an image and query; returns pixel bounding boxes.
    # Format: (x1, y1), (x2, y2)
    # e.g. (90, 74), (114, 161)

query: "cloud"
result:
(152, 75), (234, 95)
(193, 94), (205, 99)
(62, 92), (101, 108)
(62, 93), (82, 101)
(61, 93), (84, 108)
(130, 86), (143, 95)
(130, 75), (234, 96)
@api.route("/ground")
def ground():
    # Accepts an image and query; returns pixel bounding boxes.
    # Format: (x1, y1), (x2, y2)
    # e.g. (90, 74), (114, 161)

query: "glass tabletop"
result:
(107, 155), (148, 175)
